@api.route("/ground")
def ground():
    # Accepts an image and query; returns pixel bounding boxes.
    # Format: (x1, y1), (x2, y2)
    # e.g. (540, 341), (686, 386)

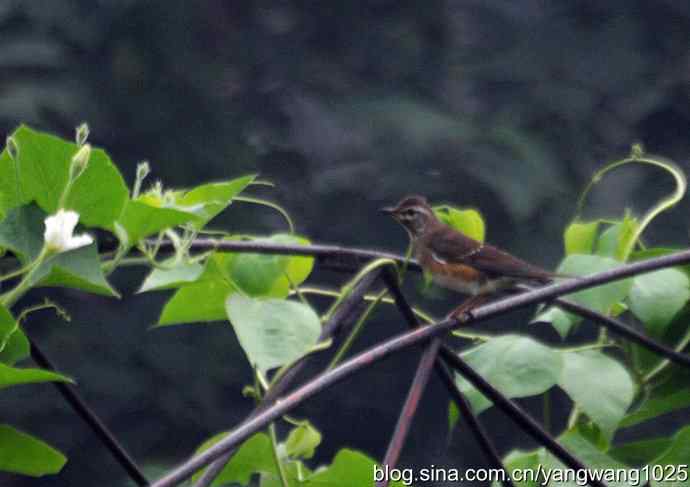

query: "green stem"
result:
(643, 329), (690, 383)
(322, 258), (397, 322)
(268, 423), (290, 487)
(0, 262), (34, 283)
(1, 247), (51, 308)
(294, 287), (490, 341)
(559, 342), (616, 354)
(327, 289), (387, 370)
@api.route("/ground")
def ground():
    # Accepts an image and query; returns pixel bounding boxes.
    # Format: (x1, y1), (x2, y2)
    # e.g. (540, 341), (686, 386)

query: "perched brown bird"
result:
(382, 194), (556, 318)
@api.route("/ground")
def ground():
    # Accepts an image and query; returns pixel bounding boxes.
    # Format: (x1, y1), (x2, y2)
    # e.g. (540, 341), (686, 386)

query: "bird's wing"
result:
(427, 228), (553, 281)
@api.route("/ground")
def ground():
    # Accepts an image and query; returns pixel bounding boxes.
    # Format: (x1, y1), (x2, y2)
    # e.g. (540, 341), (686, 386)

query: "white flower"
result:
(44, 209), (93, 253)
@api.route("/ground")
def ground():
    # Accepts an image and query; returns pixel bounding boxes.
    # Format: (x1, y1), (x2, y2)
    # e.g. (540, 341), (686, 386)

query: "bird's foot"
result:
(447, 294), (488, 324)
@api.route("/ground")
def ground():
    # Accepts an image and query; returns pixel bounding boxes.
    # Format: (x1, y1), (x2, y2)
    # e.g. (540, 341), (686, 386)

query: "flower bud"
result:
(75, 123), (90, 146)
(69, 143), (91, 182)
(5, 136), (18, 161)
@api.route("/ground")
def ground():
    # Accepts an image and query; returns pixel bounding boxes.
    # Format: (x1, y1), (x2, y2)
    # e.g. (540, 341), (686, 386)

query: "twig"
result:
(192, 270), (382, 487)
(29, 337), (150, 487)
(551, 296), (690, 367)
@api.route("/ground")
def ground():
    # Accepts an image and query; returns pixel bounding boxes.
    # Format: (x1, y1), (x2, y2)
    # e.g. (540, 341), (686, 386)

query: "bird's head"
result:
(381, 194), (438, 239)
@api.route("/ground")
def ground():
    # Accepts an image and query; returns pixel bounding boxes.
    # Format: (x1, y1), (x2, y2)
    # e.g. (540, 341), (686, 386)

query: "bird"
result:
(382, 194), (557, 319)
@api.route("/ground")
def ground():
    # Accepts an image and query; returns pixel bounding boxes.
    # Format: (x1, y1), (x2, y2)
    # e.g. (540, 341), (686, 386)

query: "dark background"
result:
(2, 1), (690, 486)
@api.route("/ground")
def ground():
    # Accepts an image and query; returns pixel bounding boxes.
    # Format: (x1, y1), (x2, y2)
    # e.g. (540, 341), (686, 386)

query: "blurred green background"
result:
(2, 1), (690, 485)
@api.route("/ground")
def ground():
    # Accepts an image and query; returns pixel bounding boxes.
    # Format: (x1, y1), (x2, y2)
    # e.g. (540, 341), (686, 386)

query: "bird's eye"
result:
(404, 209), (415, 217)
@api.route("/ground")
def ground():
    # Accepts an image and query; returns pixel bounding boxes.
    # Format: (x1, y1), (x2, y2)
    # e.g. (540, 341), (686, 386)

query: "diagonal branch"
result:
(193, 269), (382, 487)
(381, 269), (514, 486)
(376, 338), (442, 487)
(29, 337), (150, 487)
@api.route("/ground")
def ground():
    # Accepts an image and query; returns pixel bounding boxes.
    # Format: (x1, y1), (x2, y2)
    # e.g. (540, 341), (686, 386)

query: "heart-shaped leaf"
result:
(0, 125), (128, 229)
(454, 335), (562, 414)
(628, 268), (690, 338)
(225, 294), (321, 374)
(559, 351), (635, 439)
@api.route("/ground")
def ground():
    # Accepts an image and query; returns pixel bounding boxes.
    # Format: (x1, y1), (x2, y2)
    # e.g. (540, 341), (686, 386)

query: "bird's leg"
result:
(447, 294), (489, 323)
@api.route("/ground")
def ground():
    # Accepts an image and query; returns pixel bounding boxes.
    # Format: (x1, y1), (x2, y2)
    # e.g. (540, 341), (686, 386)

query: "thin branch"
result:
(193, 270), (382, 487)
(29, 337), (150, 487)
(381, 269), (514, 487)
(551, 296), (690, 366)
(377, 339), (442, 487)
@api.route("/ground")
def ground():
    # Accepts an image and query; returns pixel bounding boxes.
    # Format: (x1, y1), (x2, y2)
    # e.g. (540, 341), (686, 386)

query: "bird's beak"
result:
(380, 206), (396, 215)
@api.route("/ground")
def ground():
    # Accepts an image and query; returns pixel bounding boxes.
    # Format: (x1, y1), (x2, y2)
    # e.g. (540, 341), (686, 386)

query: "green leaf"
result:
(0, 125), (128, 229)
(454, 335), (562, 414)
(559, 351), (635, 438)
(564, 220), (600, 255)
(261, 462), (311, 487)
(285, 421), (321, 460)
(539, 430), (637, 487)
(0, 424), (66, 476)
(0, 203), (45, 264)
(138, 261), (204, 293)
(434, 205), (485, 242)
(628, 269), (690, 338)
(0, 304), (17, 353)
(228, 234), (314, 298)
(156, 235), (314, 326)
(191, 432), (275, 486)
(116, 200), (199, 245)
(621, 370), (690, 428)
(649, 425), (690, 476)
(176, 175), (256, 227)
(0, 362), (72, 389)
(448, 400), (459, 434)
(30, 244), (119, 297)
(157, 279), (236, 326)
(536, 254), (633, 338)
(609, 438), (674, 466)
(225, 294), (321, 374)
(304, 449), (407, 486)
(560, 254), (634, 312)
(0, 327), (30, 365)
(596, 216), (638, 261)
(497, 449), (542, 487)
(532, 306), (573, 340)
